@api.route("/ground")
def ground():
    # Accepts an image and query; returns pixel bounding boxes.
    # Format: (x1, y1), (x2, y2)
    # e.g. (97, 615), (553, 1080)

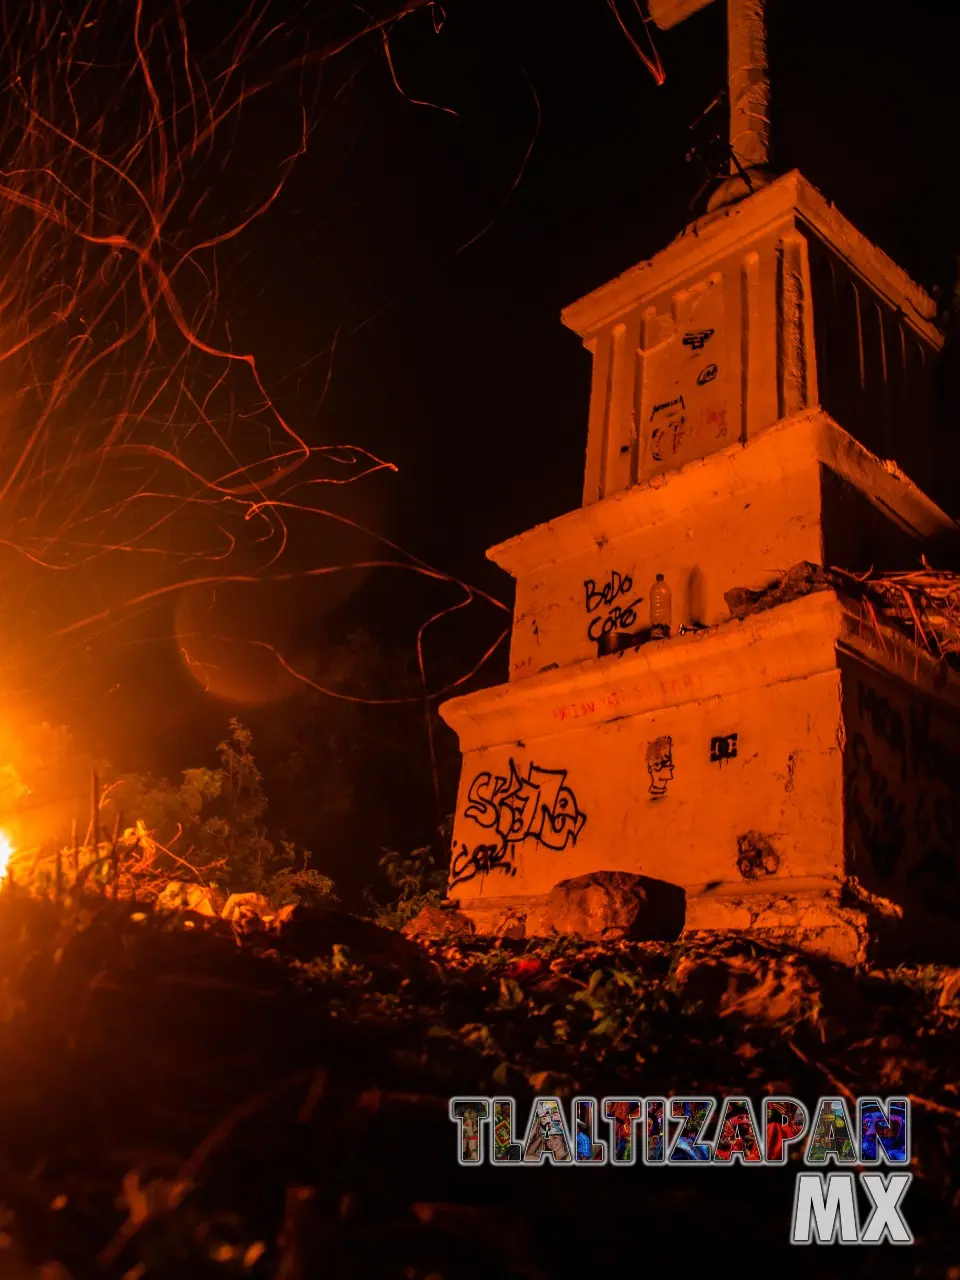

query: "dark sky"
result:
(21, 0), (960, 843)
(229, 0), (960, 607)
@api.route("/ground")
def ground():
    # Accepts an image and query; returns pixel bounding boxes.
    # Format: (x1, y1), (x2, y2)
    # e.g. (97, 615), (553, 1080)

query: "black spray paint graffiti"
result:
(584, 570), (642, 643)
(650, 394), (686, 463)
(696, 363), (718, 386)
(450, 760), (587, 888)
(736, 832), (780, 880)
(646, 736), (674, 798)
(682, 329), (714, 352)
(448, 842), (515, 887)
(710, 733), (738, 764)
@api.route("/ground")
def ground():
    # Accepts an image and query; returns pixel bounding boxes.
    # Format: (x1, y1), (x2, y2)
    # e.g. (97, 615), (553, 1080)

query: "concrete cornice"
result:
(487, 410), (958, 579)
(440, 589), (960, 753)
(560, 170), (940, 347)
(441, 590), (841, 751)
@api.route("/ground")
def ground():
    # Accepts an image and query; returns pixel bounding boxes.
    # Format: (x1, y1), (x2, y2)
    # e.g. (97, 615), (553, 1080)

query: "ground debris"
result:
(403, 904), (475, 943)
(0, 898), (955, 1276)
(669, 949), (821, 1029)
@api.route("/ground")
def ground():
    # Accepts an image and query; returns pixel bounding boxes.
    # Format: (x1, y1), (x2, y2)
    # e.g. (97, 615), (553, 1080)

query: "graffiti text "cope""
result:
(584, 571), (641, 643)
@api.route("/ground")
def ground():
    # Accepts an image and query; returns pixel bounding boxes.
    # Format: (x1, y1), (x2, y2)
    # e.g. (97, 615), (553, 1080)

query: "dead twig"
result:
(296, 1069), (328, 1124)
(861, 595), (890, 658)
(906, 1092), (960, 1121)
(85, 769), (100, 853)
(71, 818), (79, 904)
(110, 813), (121, 901)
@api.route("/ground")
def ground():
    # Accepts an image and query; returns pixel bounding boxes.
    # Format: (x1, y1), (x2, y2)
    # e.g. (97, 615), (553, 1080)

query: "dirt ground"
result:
(0, 895), (956, 1278)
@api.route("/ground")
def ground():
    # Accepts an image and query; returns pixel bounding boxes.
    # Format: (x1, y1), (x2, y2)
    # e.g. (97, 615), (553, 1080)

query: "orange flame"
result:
(0, 832), (12, 879)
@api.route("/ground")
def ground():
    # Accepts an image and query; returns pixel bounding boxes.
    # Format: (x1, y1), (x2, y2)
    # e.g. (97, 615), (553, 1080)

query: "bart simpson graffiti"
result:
(450, 759), (587, 888)
(646, 736), (675, 798)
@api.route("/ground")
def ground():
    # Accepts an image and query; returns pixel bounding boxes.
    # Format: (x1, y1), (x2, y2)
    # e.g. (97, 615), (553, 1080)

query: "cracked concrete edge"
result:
(682, 905), (870, 967)
(451, 889), (872, 965)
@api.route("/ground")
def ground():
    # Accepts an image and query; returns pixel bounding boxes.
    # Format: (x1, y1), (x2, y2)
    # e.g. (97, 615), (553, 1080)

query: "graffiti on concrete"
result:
(449, 842), (517, 888)
(696, 362), (718, 387)
(450, 759), (587, 889)
(737, 832), (781, 880)
(682, 329), (715, 353)
(552, 672), (706, 724)
(704, 405), (729, 441)
(651, 394), (684, 418)
(710, 733), (738, 764)
(584, 569), (642, 644)
(464, 759), (587, 847)
(646, 736), (675, 798)
(650, 395), (686, 463)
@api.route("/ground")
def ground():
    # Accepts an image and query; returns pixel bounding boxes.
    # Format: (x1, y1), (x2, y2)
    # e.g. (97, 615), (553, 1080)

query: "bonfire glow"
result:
(0, 831), (12, 879)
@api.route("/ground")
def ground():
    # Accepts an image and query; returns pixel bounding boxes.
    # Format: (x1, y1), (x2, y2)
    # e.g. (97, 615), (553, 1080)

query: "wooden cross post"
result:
(648, 0), (772, 209)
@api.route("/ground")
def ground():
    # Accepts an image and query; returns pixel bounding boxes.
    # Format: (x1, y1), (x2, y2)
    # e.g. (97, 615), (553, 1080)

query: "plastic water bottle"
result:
(650, 573), (671, 640)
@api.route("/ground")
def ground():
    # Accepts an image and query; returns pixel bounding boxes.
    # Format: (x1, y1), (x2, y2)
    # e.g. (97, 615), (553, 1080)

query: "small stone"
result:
(493, 912), (526, 942)
(221, 892), (274, 924)
(402, 904), (475, 942)
(157, 881), (227, 917)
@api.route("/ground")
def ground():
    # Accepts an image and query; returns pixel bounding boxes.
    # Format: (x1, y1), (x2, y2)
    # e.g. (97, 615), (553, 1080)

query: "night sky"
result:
(14, 0), (960, 888)
(227, 0), (960, 619)
(226, 0), (960, 691)
(274, 0), (960, 567)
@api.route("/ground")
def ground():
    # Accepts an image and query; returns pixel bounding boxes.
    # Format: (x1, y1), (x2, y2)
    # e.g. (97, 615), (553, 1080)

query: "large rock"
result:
(273, 905), (427, 968)
(525, 871), (684, 942)
(453, 873), (686, 942)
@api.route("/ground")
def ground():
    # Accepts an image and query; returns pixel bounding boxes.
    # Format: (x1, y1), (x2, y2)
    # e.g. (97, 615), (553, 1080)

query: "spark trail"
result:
(0, 0), (507, 707)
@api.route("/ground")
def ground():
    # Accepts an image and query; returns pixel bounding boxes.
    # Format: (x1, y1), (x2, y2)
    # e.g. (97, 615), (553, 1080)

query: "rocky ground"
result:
(0, 892), (957, 1278)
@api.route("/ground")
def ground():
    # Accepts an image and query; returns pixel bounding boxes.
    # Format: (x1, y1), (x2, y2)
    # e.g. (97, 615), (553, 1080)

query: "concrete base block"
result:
(684, 887), (869, 966)
(455, 879), (871, 965)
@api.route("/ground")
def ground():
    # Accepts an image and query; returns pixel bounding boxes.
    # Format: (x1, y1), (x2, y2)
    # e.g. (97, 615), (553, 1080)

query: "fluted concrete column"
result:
(727, 0), (770, 175)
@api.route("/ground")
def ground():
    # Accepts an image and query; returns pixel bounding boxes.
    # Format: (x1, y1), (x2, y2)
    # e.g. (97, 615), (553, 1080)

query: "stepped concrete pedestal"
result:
(441, 586), (960, 963)
(439, 171), (959, 963)
(496, 408), (956, 682)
